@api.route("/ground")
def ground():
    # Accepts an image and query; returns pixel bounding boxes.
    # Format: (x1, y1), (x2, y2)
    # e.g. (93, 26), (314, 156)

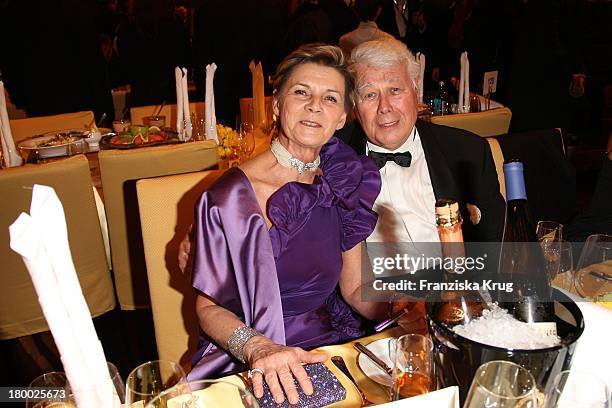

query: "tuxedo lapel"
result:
(416, 120), (461, 203)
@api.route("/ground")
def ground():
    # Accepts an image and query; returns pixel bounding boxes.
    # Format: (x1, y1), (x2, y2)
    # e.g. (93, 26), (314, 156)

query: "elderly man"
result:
(339, 37), (505, 243)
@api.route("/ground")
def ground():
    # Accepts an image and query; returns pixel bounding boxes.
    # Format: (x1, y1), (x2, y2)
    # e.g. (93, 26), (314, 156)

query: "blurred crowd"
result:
(0, 0), (610, 138)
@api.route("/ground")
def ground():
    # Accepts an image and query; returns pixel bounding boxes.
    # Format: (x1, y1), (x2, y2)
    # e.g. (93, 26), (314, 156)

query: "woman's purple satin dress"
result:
(188, 137), (381, 380)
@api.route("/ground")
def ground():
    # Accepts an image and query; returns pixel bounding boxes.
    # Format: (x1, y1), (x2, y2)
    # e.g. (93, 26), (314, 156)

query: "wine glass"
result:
(544, 370), (610, 408)
(390, 334), (434, 401)
(181, 379), (258, 408)
(125, 360), (188, 407)
(574, 234), (612, 300)
(552, 241), (575, 292)
(65, 362), (124, 407)
(26, 372), (70, 408)
(537, 221), (564, 281)
(143, 382), (195, 408)
(239, 122), (255, 159)
(464, 360), (538, 408)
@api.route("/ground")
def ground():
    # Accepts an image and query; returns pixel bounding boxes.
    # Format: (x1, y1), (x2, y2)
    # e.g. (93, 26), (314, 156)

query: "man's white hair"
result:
(349, 37), (420, 87)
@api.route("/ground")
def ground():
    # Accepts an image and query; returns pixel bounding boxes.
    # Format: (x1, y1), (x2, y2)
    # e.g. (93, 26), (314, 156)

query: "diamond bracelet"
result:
(227, 325), (261, 363)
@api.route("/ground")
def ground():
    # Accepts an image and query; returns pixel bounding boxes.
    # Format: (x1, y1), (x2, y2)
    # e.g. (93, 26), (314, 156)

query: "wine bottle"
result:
(433, 199), (484, 326)
(499, 160), (557, 335)
(433, 81), (448, 115)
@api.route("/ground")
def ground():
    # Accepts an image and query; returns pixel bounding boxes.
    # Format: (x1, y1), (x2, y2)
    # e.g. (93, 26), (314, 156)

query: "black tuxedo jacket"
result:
(337, 119), (505, 243)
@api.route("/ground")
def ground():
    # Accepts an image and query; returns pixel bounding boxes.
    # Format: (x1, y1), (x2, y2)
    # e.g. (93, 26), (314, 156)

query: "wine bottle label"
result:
(526, 322), (558, 337)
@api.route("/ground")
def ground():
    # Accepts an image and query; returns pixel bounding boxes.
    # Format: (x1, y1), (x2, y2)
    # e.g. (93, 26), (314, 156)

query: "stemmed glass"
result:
(574, 234), (612, 300)
(239, 122), (255, 160)
(125, 360), (189, 407)
(464, 360), (538, 408)
(389, 334), (434, 401)
(145, 379), (259, 408)
(26, 372), (70, 408)
(537, 221), (564, 281)
(68, 362), (125, 407)
(553, 241), (575, 292)
(544, 370), (610, 408)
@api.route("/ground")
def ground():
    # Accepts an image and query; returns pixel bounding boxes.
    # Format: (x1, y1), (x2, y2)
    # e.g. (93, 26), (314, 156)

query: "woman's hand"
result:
(244, 336), (327, 405)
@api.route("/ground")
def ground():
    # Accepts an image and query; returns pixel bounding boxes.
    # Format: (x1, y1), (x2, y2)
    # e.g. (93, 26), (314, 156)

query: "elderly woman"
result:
(186, 44), (384, 404)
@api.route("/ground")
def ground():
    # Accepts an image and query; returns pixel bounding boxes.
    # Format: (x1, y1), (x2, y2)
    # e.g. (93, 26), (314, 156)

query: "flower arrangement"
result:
(216, 124), (239, 159)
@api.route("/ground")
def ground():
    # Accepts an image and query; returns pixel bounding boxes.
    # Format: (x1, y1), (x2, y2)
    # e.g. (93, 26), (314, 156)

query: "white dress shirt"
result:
(366, 127), (439, 244)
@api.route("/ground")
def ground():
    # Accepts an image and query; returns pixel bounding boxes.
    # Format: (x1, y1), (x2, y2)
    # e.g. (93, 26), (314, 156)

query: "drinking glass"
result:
(464, 360), (538, 408)
(537, 221), (564, 281)
(125, 360), (188, 407)
(67, 362), (124, 407)
(192, 114), (206, 141)
(26, 372), (70, 408)
(143, 383), (195, 408)
(151, 379), (259, 408)
(390, 334), (434, 400)
(469, 94), (481, 112)
(112, 119), (131, 134)
(239, 122), (255, 159)
(143, 115), (166, 128)
(544, 370), (610, 408)
(574, 234), (612, 300)
(553, 241), (575, 292)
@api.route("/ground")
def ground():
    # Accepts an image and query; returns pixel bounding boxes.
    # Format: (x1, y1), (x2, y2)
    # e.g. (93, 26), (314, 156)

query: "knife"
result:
(354, 342), (393, 376)
(373, 308), (407, 332)
(331, 355), (372, 406)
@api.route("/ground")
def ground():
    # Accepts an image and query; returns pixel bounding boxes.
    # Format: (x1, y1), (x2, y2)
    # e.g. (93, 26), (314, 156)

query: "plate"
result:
(18, 129), (88, 158)
(357, 337), (395, 386)
(99, 128), (180, 150)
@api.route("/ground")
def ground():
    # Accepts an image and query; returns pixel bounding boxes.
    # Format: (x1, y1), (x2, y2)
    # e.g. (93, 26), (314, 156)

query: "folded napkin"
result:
(375, 386), (459, 408)
(175, 67), (184, 138)
(459, 52), (470, 113)
(0, 80), (23, 167)
(205, 63), (218, 143)
(181, 67), (192, 140)
(416, 53), (426, 105)
(9, 185), (120, 407)
(249, 60), (267, 130)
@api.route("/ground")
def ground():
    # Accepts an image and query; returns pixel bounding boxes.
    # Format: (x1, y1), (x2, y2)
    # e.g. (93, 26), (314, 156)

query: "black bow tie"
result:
(368, 150), (412, 169)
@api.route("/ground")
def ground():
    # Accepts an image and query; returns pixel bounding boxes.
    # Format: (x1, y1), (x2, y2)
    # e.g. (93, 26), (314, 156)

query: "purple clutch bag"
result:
(251, 362), (346, 408)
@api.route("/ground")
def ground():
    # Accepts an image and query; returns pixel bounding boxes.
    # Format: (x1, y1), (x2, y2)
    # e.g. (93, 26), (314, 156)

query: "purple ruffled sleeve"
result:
(319, 138), (381, 251)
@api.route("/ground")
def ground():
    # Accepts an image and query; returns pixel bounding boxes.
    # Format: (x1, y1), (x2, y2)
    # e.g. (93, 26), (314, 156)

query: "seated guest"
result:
(339, 0), (394, 55)
(340, 37), (505, 243)
(187, 44), (386, 404)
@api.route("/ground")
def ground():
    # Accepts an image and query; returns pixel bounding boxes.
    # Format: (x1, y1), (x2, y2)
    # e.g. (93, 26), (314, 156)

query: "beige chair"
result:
(0, 155), (115, 340)
(10, 111), (95, 143)
(130, 102), (205, 129)
(136, 170), (224, 369)
(431, 107), (512, 137)
(98, 141), (218, 310)
(486, 138), (506, 200)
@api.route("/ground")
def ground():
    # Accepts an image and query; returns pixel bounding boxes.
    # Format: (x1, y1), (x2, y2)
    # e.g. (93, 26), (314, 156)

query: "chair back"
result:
(0, 155), (114, 340)
(486, 138), (506, 200)
(10, 111), (95, 143)
(431, 107), (512, 137)
(98, 141), (218, 310)
(136, 170), (224, 369)
(130, 102), (205, 129)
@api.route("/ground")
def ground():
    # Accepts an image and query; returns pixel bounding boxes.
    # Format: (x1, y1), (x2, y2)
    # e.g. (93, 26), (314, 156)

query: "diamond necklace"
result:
(270, 138), (320, 174)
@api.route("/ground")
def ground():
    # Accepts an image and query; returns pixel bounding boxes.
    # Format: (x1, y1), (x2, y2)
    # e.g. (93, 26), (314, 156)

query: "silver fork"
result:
(331, 355), (373, 406)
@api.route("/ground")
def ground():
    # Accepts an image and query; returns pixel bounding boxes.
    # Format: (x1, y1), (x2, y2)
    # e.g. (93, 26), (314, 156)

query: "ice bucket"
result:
(426, 289), (584, 403)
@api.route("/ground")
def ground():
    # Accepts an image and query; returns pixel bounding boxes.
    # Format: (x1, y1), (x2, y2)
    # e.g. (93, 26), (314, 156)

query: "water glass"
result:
(553, 241), (575, 291)
(239, 122), (255, 159)
(390, 334), (434, 400)
(67, 362), (124, 407)
(26, 372), (70, 408)
(464, 360), (538, 408)
(574, 234), (612, 300)
(125, 360), (188, 407)
(537, 221), (564, 243)
(544, 370), (610, 408)
(537, 221), (564, 280)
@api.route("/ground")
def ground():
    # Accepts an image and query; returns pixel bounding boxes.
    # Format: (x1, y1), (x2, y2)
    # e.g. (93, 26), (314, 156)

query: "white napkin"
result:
(0, 80), (23, 167)
(174, 67), (184, 138)
(181, 67), (192, 140)
(374, 386), (459, 407)
(9, 185), (120, 408)
(416, 53), (426, 104)
(249, 60), (267, 130)
(459, 52), (470, 112)
(205, 63), (218, 143)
